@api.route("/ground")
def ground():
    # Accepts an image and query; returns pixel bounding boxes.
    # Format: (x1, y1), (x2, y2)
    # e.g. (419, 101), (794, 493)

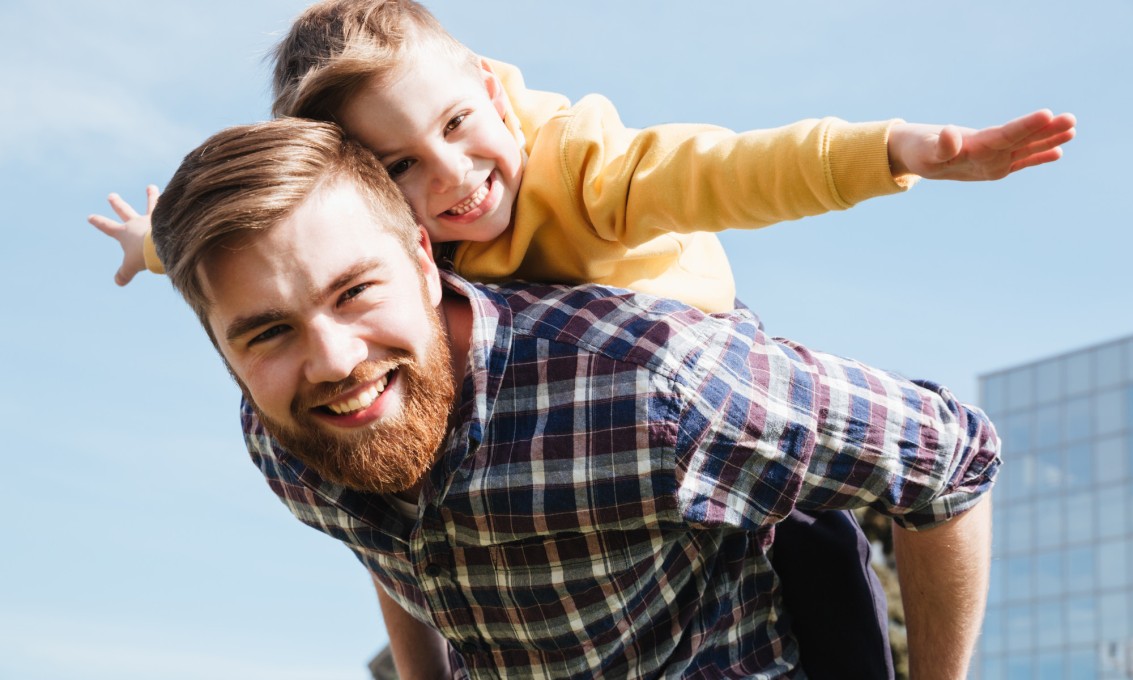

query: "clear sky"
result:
(2, 1), (1129, 678)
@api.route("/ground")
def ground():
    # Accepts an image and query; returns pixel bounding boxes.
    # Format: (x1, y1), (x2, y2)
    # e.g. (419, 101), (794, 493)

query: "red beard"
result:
(249, 312), (454, 494)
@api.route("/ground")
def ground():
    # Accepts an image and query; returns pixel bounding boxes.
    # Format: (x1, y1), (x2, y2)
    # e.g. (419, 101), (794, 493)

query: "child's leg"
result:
(772, 509), (894, 679)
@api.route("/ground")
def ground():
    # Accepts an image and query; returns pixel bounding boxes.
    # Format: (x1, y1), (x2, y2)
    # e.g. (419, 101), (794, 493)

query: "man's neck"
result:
(393, 293), (471, 506)
(439, 292), (473, 400)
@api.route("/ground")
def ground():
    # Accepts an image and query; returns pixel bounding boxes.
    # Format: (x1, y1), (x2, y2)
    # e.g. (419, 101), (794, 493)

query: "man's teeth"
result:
(445, 180), (489, 215)
(327, 373), (390, 415)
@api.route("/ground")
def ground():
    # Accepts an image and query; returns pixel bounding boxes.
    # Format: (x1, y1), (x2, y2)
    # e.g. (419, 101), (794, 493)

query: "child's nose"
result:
(429, 146), (471, 193)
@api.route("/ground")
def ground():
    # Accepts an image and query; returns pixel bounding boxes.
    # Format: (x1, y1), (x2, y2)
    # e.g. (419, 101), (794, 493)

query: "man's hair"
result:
(271, 0), (479, 121)
(151, 117), (419, 331)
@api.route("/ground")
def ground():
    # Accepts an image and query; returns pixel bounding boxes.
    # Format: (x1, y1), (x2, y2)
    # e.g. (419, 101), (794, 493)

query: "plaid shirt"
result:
(244, 273), (1000, 679)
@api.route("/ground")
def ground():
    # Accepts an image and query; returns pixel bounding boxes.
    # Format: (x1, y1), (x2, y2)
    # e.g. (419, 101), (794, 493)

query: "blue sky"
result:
(2, 1), (1130, 678)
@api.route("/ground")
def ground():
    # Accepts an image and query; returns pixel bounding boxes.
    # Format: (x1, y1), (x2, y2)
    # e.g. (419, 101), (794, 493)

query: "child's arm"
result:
(87, 184), (160, 286)
(888, 109), (1076, 181)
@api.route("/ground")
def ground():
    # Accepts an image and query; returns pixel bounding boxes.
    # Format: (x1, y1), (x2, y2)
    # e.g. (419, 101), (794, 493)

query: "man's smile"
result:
(315, 369), (399, 426)
(324, 370), (392, 415)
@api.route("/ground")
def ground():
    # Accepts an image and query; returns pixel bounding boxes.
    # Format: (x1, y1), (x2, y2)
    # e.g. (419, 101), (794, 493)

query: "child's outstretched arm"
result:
(88, 185), (160, 286)
(888, 109), (1076, 181)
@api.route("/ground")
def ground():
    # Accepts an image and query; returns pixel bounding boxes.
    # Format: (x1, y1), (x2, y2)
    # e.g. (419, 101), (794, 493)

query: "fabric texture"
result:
(245, 274), (1000, 679)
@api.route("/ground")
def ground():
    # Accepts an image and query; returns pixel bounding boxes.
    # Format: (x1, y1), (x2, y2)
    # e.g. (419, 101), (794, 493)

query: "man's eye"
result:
(444, 114), (467, 135)
(342, 283), (371, 302)
(387, 158), (415, 177)
(249, 325), (288, 347)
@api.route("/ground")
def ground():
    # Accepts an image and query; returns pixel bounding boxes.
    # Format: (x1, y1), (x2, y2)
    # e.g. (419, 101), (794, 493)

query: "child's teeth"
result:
(447, 181), (489, 215)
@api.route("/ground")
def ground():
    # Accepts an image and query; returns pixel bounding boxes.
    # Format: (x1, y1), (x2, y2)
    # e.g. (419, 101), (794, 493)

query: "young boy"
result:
(92, 1), (1074, 306)
(88, 1), (1072, 677)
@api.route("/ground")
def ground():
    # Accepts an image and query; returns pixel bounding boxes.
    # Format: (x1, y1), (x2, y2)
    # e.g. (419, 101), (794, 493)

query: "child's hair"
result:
(272, 0), (480, 121)
(151, 118), (419, 335)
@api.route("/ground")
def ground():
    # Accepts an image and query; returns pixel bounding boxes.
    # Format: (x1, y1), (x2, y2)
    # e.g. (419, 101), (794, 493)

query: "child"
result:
(92, 1), (1074, 307)
(88, 1), (1073, 677)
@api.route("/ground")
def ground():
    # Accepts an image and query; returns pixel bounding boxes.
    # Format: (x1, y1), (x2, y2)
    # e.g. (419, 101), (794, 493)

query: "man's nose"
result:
(429, 143), (470, 193)
(304, 318), (368, 385)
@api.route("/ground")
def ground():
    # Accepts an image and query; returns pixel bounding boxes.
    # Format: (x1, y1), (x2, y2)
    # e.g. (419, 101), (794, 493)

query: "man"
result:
(151, 118), (998, 679)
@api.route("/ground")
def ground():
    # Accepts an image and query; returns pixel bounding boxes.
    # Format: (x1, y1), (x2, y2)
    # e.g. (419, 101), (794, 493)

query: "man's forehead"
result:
(199, 182), (410, 305)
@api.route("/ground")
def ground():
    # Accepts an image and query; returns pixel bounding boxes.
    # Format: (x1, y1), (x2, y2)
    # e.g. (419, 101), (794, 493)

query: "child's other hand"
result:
(889, 110), (1076, 181)
(88, 185), (159, 286)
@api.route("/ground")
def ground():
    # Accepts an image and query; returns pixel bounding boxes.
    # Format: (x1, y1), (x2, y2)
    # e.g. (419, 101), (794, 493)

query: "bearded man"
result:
(151, 118), (998, 680)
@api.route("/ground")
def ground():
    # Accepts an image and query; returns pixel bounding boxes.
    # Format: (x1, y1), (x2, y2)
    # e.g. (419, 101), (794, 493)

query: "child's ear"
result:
(480, 58), (508, 120)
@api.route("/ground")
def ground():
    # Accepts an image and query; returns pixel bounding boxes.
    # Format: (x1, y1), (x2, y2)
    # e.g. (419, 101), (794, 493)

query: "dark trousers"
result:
(771, 509), (894, 679)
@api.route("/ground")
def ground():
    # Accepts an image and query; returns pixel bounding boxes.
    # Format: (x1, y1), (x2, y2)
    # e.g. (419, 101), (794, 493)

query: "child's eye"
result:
(387, 158), (415, 178)
(444, 114), (467, 135)
(248, 325), (289, 347)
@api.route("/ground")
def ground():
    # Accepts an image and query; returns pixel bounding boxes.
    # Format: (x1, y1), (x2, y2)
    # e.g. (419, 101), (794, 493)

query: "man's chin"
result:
(260, 412), (441, 495)
(243, 300), (454, 496)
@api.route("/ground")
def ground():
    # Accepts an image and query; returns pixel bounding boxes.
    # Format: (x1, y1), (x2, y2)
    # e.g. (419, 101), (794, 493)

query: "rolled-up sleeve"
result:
(674, 319), (1000, 532)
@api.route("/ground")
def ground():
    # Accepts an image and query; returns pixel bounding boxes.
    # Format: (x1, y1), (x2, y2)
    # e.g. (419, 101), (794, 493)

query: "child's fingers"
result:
(114, 266), (136, 287)
(985, 109), (1055, 150)
(1009, 147), (1064, 174)
(145, 184), (160, 212)
(1013, 129), (1076, 161)
(107, 192), (139, 221)
(1013, 114), (1077, 148)
(935, 125), (963, 163)
(88, 214), (123, 237)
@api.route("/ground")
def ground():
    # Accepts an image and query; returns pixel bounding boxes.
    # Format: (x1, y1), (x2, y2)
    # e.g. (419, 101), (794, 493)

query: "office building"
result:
(974, 335), (1133, 678)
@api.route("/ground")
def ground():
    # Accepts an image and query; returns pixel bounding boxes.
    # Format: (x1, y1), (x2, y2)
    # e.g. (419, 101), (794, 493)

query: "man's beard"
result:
(249, 309), (455, 495)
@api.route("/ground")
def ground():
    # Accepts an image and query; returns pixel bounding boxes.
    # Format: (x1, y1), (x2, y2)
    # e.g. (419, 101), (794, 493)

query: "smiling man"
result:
(151, 118), (999, 679)
(201, 177), (456, 496)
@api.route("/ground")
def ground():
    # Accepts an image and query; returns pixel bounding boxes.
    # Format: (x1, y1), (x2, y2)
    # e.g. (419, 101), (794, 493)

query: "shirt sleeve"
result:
(673, 316), (1000, 532)
(524, 94), (915, 249)
(142, 230), (165, 274)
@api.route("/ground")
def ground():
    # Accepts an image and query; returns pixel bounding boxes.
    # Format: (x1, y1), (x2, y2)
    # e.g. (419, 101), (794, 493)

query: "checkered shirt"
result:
(243, 272), (1000, 679)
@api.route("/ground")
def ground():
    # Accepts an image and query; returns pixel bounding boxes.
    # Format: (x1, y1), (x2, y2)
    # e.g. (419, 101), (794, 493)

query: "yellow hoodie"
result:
(452, 60), (914, 312)
(146, 60), (914, 313)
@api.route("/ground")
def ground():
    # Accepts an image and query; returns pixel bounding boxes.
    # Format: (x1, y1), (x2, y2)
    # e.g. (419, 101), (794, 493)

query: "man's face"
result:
(337, 43), (524, 245)
(202, 180), (454, 494)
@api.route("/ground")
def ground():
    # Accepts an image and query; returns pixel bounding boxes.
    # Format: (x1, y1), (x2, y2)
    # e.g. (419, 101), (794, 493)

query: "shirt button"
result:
(424, 563), (443, 577)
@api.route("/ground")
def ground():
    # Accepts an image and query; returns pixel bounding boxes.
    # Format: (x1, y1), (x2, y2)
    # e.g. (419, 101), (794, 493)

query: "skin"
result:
(894, 496), (993, 680)
(199, 179), (470, 498)
(888, 110), (1076, 180)
(337, 43), (525, 245)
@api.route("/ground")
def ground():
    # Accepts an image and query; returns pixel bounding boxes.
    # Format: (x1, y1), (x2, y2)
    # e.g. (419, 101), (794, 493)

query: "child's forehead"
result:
(392, 35), (482, 88)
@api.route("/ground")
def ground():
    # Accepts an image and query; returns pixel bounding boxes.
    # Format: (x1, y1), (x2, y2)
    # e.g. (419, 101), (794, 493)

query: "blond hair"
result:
(271, 0), (478, 121)
(151, 117), (418, 331)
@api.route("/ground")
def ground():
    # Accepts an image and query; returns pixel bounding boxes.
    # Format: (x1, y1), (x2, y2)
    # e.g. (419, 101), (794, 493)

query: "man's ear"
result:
(480, 58), (508, 120)
(414, 225), (443, 306)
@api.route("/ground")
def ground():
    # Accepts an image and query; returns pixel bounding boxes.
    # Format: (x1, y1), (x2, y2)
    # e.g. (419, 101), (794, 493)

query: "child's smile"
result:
(439, 170), (503, 223)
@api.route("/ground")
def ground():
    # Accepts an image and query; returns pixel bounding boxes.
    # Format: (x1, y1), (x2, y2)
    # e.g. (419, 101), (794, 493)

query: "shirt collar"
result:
(423, 272), (514, 503)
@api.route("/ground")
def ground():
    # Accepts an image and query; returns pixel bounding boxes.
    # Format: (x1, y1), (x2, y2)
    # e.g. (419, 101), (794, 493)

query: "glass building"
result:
(973, 335), (1133, 679)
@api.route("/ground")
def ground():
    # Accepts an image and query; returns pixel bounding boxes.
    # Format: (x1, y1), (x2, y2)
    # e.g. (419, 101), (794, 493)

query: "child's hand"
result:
(888, 110), (1076, 181)
(88, 185), (159, 286)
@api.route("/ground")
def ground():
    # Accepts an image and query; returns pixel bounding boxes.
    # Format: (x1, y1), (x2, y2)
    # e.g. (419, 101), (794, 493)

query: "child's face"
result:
(338, 47), (524, 245)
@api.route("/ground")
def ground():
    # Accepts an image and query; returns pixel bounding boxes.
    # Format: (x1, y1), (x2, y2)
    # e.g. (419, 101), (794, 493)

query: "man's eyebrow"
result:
(224, 258), (388, 344)
(225, 308), (288, 344)
(325, 258), (386, 296)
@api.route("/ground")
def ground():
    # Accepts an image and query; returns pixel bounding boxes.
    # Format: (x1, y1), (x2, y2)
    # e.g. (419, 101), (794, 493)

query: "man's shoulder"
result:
(482, 280), (758, 375)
